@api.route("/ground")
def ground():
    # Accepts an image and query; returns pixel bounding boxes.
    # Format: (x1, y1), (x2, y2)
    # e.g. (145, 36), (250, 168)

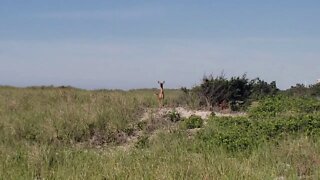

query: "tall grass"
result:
(1, 131), (319, 179)
(0, 87), (182, 145)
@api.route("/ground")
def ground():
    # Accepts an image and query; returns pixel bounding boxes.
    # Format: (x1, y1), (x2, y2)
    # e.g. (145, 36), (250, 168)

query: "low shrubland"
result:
(180, 95), (319, 154)
(285, 83), (320, 97)
(1, 85), (320, 179)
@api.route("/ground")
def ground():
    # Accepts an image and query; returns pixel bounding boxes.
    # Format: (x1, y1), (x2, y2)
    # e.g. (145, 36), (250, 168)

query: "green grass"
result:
(1, 86), (320, 179)
(1, 132), (320, 179)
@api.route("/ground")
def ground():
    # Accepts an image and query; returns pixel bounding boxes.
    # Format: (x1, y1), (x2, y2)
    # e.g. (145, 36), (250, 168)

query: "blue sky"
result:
(1, 0), (319, 89)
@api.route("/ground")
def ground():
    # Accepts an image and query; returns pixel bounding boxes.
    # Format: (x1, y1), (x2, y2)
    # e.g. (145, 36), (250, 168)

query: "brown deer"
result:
(156, 81), (165, 107)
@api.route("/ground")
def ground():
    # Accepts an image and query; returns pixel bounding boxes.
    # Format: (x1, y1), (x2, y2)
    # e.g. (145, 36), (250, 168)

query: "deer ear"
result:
(163, 81), (165, 84)
(157, 81), (160, 84)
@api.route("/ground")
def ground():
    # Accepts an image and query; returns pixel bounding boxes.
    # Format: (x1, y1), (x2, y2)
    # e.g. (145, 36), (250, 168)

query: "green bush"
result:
(249, 95), (320, 118)
(181, 74), (278, 111)
(197, 111), (320, 153)
(284, 83), (320, 97)
(166, 110), (181, 122)
(194, 95), (320, 152)
(183, 115), (203, 129)
(197, 117), (258, 152)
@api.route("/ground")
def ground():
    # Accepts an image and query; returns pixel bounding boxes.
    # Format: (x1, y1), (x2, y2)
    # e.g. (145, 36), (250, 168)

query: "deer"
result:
(156, 81), (165, 107)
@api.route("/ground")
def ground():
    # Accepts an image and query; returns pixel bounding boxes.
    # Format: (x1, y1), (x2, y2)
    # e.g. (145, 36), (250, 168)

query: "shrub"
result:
(166, 110), (181, 122)
(181, 73), (278, 111)
(284, 83), (320, 98)
(196, 106), (320, 153)
(183, 115), (203, 129)
(249, 95), (320, 118)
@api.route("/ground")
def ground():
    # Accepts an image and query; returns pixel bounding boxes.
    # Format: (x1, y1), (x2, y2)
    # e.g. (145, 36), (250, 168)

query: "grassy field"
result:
(1, 86), (320, 179)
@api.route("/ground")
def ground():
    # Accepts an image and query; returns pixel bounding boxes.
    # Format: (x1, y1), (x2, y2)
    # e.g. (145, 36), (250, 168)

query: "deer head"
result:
(158, 81), (165, 88)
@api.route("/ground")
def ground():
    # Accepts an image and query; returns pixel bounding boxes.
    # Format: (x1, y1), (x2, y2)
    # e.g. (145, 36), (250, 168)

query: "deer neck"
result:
(159, 87), (164, 94)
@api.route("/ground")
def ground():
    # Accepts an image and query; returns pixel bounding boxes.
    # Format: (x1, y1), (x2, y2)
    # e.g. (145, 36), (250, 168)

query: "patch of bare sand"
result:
(158, 107), (246, 119)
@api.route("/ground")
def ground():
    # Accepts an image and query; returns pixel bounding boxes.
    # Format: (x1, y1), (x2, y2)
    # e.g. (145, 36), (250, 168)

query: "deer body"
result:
(157, 81), (165, 107)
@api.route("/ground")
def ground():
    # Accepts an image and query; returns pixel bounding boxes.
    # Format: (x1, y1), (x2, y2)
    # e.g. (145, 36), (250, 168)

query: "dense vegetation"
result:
(0, 80), (320, 179)
(284, 83), (320, 98)
(198, 95), (320, 153)
(181, 74), (278, 110)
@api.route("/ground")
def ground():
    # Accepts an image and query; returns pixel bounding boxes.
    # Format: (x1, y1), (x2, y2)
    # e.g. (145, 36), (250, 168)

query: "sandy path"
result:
(157, 107), (246, 119)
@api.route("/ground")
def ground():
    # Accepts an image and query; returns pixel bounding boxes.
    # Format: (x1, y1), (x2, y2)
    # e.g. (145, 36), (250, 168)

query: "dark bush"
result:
(182, 73), (279, 111)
